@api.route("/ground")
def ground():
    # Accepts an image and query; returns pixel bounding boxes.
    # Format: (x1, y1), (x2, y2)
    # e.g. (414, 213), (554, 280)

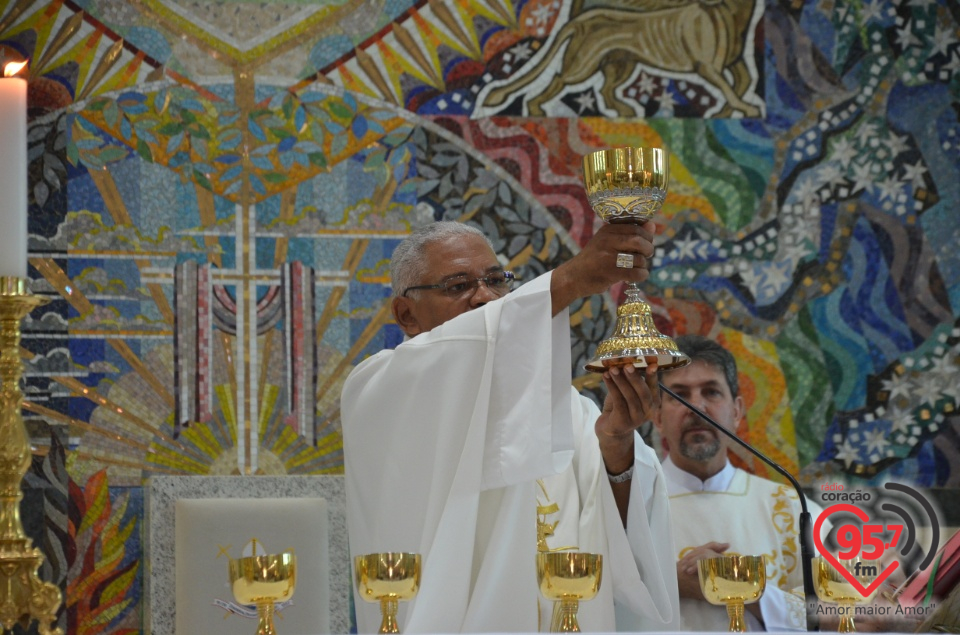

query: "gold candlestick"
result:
(0, 276), (62, 635)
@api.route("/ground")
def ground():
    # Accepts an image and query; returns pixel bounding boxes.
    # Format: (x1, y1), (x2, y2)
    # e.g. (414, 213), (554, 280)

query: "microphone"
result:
(658, 382), (820, 632)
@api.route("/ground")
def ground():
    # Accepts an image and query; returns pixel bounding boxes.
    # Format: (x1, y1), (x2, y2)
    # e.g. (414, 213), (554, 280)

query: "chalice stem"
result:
(554, 597), (581, 632)
(838, 604), (856, 633)
(256, 602), (277, 635)
(726, 601), (747, 632)
(379, 596), (400, 634)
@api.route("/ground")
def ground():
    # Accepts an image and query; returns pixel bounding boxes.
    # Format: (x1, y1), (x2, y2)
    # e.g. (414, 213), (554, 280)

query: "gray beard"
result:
(679, 435), (721, 462)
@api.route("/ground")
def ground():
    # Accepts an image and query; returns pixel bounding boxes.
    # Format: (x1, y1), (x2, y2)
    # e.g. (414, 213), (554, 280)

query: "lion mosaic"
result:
(481, 0), (763, 118)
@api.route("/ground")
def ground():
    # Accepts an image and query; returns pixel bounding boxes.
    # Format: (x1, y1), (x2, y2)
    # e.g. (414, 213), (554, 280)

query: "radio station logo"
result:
(813, 482), (941, 598)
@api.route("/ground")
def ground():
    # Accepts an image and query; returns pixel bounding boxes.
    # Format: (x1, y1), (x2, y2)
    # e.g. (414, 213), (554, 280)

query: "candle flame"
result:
(3, 61), (27, 78)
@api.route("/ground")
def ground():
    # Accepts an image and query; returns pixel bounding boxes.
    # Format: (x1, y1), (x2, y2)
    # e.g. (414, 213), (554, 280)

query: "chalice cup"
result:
(698, 554), (766, 632)
(228, 552), (297, 635)
(814, 556), (879, 633)
(581, 147), (689, 372)
(536, 552), (602, 632)
(354, 552), (421, 634)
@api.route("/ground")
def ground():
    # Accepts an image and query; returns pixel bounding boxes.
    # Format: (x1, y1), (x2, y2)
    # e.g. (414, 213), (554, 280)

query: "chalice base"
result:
(584, 290), (689, 373)
(584, 349), (689, 373)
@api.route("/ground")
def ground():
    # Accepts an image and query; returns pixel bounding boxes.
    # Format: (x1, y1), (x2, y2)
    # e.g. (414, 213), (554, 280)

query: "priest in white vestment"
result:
(342, 221), (680, 633)
(654, 335), (828, 631)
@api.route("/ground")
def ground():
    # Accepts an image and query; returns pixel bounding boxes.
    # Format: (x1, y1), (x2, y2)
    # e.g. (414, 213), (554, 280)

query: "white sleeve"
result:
(482, 271), (574, 488)
(343, 271), (577, 633)
(343, 272), (574, 550)
(571, 393), (681, 630)
(616, 438), (682, 631)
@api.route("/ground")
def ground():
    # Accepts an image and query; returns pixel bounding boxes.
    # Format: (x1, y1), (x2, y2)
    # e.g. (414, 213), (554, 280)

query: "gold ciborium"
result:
(228, 552), (297, 635)
(354, 552), (421, 634)
(814, 556), (879, 633)
(581, 147), (690, 372)
(698, 554), (766, 632)
(536, 552), (602, 632)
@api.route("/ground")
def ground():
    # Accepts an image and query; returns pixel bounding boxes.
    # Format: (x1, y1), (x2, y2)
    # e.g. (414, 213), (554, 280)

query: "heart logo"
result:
(814, 503), (900, 597)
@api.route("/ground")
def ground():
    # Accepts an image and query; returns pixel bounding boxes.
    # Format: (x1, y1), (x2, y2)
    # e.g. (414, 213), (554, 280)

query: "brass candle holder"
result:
(0, 276), (62, 635)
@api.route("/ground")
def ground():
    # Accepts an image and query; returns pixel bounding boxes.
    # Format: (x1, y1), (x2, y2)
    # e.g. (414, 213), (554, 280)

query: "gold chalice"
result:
(228, 552), (297, 635)
(354, 552), (421, 634)
(814, 556), (879, 633)
(698, 554), (766, 632)
(581, 147), (689, 372)
(536, 552), (602, 632)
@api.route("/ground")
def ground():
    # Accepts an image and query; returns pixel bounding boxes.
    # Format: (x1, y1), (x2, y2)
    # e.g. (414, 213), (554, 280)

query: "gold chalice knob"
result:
(814, 556), (879, 632)
(581, 147), (689, 372)
(354, 552), (421, 634)
(536, 552), (602, 632)
(698, 554), (766, 632)
(228, 553), (297, 635)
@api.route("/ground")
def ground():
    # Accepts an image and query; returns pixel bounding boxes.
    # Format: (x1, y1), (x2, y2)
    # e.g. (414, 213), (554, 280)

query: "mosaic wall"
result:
(2, 0), (959, 631)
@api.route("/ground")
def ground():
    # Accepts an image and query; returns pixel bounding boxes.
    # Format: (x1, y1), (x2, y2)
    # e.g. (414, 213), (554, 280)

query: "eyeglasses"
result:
(401, 271), (516, 298)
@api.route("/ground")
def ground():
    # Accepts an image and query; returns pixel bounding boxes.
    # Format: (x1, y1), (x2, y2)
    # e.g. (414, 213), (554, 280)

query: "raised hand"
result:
(595, 362), (660, 476)
(550, 221), (656, 315)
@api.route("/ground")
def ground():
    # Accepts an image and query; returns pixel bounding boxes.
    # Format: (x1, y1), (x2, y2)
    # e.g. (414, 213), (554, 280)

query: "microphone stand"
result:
(659, 382), (820, 632)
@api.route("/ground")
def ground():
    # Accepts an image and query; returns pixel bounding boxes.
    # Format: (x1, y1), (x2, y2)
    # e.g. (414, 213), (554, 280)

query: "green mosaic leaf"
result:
(193, 169), (212, 190)
(136, 139), (153, 161)
(326, 100), (354, 121)
(98, 146), (128, 163)
(157, 122), (184, 136)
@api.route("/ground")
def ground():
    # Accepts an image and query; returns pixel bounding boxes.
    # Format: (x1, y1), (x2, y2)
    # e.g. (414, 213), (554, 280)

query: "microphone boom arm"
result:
(658, 381), (820, 632)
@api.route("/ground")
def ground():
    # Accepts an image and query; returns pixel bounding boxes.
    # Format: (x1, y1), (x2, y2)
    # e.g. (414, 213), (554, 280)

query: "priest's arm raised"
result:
(341, 221), (679, 633)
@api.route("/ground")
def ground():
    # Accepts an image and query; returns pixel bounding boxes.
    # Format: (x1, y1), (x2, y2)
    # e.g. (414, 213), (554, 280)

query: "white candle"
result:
(0, 61), (28, 279)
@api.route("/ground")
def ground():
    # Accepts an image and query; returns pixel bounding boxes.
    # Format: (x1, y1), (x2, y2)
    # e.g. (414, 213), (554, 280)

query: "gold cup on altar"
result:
(814, 556), (879, 633)
(228, 552), (297, 635)
(698, 554), (766, 632)
(354, 552), (421, 634)
(536, 551), (602, 632)
(581, 147), (690, 372)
